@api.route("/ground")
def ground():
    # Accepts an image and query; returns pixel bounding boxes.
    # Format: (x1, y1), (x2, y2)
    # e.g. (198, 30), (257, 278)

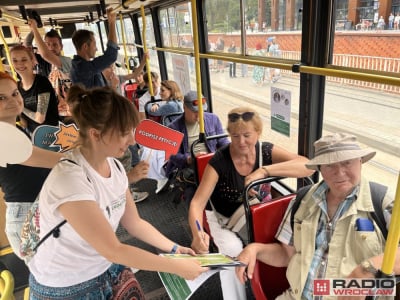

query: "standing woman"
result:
(149, 80), (184, 118)
(10, 45), (59, 133)
(0, 71), (62, 259)
(28, 85), (206, 299)
(252, 43), (265, 87)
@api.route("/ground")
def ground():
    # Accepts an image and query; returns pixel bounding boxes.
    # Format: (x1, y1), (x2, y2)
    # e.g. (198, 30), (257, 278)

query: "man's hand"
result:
(27, 18), (38, 30)
(106, 7), (116, 23)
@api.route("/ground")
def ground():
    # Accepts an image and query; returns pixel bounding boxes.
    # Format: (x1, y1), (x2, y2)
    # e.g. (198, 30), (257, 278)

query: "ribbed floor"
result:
(120, 179), (223, 300)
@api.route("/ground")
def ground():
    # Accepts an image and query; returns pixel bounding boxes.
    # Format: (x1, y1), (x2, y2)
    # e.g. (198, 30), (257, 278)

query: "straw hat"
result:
(305, 133), (376, 170)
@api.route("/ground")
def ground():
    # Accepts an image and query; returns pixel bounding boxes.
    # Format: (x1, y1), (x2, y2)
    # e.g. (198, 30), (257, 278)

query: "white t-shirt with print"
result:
(29, 148), (128, 287)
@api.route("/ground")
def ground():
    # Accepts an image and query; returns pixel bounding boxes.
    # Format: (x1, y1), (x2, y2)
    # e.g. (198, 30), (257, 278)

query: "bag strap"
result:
(369, 181), (388, 239)
(33, 158), (79, 252)
(290, 181), (388, 238)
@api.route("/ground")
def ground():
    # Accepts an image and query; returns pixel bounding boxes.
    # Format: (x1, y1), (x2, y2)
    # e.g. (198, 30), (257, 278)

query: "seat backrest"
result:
(161, 112), (183, 126)
(250, 194), (294, 300)
(196, 153), (214, 182)
(144, 100), (163, 123)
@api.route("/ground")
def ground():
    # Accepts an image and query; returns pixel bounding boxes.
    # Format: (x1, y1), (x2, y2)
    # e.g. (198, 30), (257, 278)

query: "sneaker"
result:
(155, 178), (169, 194)
(132, 191), (149, 203)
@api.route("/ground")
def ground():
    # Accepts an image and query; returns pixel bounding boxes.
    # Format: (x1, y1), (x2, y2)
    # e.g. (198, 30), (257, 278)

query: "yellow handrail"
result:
(190, 0), (204, 135)
(381, 172), (400, 276)
(0, 29), (17, 80)
(119, 13), (131, 73)
(140, 6), (153, 97)
(0, 270), (15, 300)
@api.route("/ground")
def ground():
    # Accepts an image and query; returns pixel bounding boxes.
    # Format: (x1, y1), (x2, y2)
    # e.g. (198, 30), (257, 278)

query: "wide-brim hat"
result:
(305, 133), (376, 170)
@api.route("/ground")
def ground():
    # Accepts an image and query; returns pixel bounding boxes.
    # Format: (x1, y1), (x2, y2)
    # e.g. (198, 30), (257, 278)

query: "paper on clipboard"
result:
(158, 253), (246, 300)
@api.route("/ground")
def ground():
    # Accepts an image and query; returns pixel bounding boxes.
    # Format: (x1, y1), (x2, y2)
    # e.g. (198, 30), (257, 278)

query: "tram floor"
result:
(119, 179), (223, 300)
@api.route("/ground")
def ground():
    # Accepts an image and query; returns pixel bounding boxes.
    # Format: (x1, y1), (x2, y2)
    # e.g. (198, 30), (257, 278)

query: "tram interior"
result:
(0, 0), (400, 299)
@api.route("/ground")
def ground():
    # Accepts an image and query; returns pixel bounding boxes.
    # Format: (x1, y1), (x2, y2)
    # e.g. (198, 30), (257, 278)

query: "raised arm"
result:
(121, 52), (149, 82)
(28, 18), (62, 68)
(245, 144), (314, 186)
(106, 7), (117, 44)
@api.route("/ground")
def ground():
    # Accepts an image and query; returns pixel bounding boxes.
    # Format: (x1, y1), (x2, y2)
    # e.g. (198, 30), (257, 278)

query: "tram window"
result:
(322, 81), (400, 188)
(1, 26), (12, 38)
(164, 53), (194, 95)
(138, 16), (160, 74)
(159, 3), (194, 48)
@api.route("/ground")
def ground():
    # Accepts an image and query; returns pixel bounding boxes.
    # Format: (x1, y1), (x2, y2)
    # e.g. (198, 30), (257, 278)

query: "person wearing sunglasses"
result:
(188, 106), (314, 300)
(165, 90), (229, 206)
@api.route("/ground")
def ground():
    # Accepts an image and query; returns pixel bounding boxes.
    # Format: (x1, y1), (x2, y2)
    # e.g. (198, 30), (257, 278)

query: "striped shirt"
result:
(276, 182), (358, 300)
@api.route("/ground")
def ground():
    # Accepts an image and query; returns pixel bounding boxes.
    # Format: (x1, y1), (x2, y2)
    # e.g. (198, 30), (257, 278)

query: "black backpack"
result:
(290, 181), (388, 238)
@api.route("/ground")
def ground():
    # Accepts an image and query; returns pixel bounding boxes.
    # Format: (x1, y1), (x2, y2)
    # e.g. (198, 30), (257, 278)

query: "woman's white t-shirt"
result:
(29, 148), (128, 287)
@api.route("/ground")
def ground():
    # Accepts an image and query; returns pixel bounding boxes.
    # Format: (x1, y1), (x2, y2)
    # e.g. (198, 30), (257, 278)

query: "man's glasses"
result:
(228, 112), (255, 122)
(192, 98), (207, 106)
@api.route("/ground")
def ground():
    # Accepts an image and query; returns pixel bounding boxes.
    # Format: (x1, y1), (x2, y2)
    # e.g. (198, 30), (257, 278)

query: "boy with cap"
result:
(165, 90), (229, 205)
(235, 133), (398, 300)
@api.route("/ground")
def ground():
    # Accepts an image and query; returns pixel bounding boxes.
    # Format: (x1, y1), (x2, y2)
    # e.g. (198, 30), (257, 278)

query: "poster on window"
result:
(270, 87), (291, 137)
(171, 54), (190, 95)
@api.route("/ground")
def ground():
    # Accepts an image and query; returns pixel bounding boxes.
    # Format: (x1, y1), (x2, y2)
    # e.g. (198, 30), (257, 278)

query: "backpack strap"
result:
(290, 185), (312, 230)
(34, 159), (79, 252)
(290, 181), (388, 238)
(368, 181), (388, 239)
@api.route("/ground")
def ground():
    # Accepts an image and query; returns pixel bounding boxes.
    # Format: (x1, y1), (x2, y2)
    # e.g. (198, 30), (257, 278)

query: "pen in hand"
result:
(195, 219), (205, 241)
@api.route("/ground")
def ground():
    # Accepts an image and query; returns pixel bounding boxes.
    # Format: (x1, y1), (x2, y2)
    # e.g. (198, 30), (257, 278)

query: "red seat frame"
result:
(249, 195), (293, 300)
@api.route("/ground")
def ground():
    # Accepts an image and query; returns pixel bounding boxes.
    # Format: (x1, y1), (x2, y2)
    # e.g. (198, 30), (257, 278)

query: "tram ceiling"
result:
(0, 0), (157, 25)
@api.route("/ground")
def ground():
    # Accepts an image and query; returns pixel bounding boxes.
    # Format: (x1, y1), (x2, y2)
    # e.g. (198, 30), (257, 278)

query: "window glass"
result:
(138, 15), (160, 74)
(322, 81), (399, 188)
(160, 3), (193, 48)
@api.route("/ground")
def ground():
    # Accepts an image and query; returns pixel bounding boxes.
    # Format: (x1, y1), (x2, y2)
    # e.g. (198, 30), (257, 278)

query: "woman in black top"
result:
(10, 45), (59, 134)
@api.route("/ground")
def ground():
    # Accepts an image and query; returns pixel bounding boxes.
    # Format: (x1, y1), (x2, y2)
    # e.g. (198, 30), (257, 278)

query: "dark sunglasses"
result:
(228, 112), (255, 122)
(192, 98), (207, 106)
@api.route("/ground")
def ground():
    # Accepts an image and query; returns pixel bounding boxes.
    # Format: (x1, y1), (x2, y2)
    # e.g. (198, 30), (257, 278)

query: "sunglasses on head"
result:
(228, 112), (255, 122)
(192, 98), (207, 106)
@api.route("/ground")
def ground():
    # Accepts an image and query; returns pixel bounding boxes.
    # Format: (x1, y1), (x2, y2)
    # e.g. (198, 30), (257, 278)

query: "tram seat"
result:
(191, 134), (229, 252)
(144, 99), (163, 123)
(161, 112), (183, 126)
(248, 195), (292, 300)
(243, 177), (313, 300)
(124, 82), (138, 103)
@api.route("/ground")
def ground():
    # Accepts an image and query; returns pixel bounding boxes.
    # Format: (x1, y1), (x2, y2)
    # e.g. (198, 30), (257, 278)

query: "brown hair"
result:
(143, 71), (159, 84)
(161, 80), (183, 101)
(72, 29), (94, 51)
(0, 71), (17, 85)
(10, 45), (34, 61)
(227, 106), (263, 135)
(67, 85), (139, 142)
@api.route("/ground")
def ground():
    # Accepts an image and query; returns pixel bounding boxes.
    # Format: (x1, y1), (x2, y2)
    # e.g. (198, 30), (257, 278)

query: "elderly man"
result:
(236, 133), (398, 300)
(165, 90), (229, 205)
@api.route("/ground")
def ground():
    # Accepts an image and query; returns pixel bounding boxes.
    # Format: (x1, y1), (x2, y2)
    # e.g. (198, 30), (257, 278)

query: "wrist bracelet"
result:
(170, 244), (178, 254)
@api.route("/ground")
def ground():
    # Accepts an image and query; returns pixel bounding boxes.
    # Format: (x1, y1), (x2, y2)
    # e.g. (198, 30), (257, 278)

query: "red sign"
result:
(135, 119), (183, 160)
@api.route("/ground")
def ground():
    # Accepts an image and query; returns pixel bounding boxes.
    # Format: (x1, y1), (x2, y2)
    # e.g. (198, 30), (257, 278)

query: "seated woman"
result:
(188, 106), (314, 300)
(28, 85), (207, 299)
(147, 80), (183, 121)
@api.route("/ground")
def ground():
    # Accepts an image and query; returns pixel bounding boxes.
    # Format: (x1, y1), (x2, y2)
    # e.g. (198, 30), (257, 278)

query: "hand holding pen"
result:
(192, 220), (210, 254)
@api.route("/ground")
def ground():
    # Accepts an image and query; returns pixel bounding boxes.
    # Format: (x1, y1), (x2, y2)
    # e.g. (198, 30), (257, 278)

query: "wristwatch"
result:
(361, 259), (378, 275)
